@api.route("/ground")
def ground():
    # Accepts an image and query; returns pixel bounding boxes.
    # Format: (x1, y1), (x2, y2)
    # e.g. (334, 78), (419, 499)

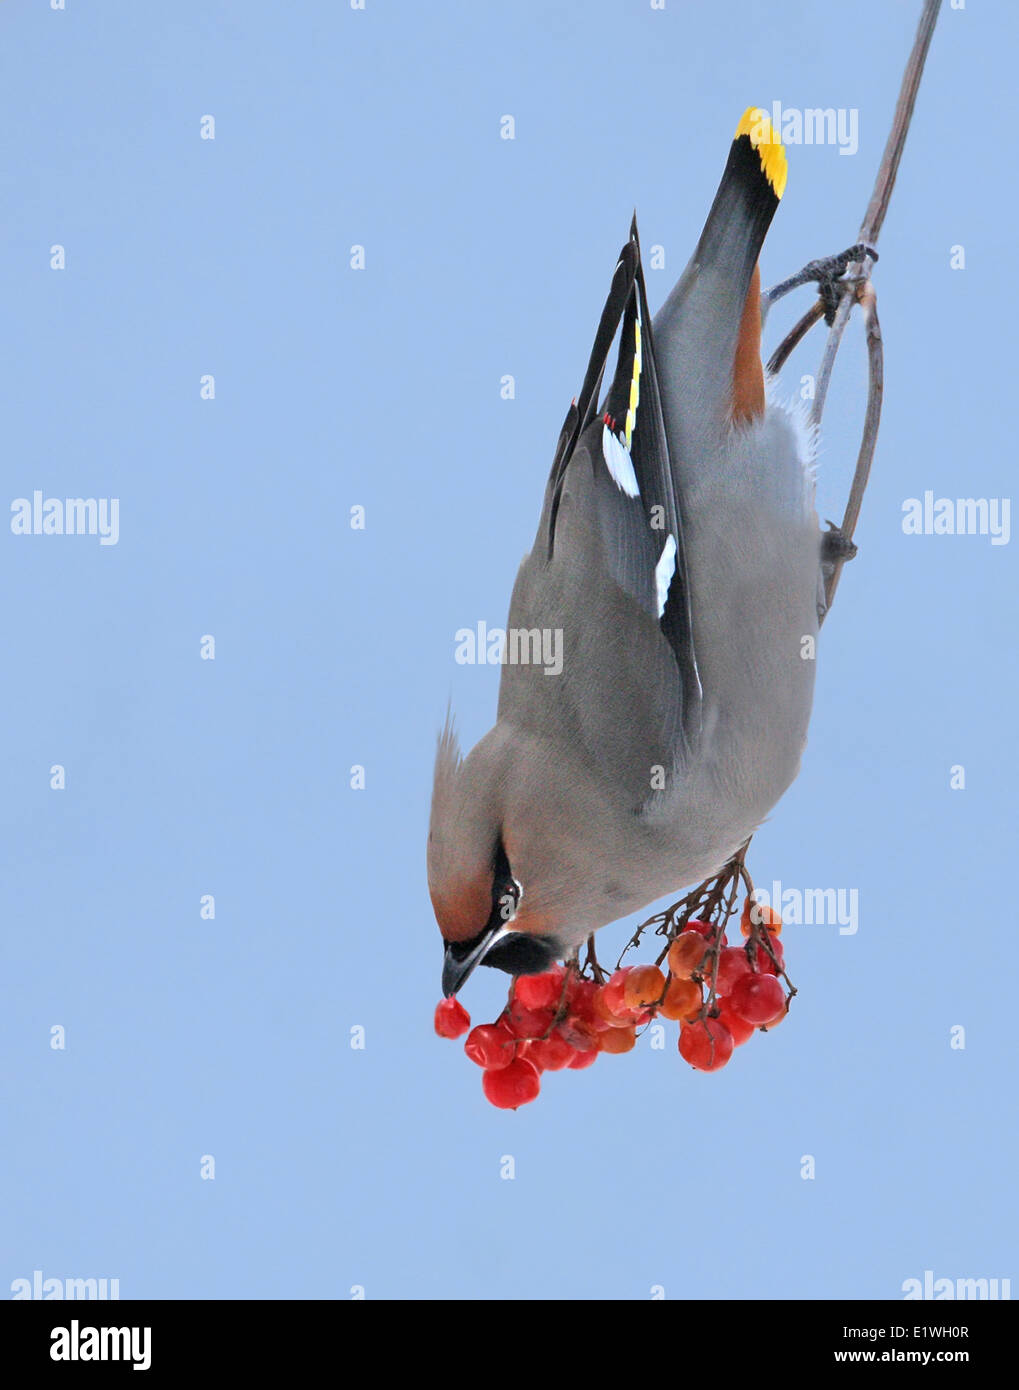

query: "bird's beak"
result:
(442, 922), (513, 997)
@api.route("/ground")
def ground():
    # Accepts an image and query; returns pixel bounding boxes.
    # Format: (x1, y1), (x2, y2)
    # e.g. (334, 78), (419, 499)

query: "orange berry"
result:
(667, 931), (708, 979)
(622, 964), (665, 1009)
(598, 1024), (637, 1054)
(740, 898), (783, 937)
(658, 976), (703, 1021)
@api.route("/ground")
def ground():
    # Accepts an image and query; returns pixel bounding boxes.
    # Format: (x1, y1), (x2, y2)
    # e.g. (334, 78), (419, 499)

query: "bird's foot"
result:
(763, 244), (878, 325)
(821, 521), (858, 565)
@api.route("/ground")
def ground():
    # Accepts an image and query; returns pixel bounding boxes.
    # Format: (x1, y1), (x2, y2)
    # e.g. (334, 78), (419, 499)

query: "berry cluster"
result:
(434, 896), (791, 1108)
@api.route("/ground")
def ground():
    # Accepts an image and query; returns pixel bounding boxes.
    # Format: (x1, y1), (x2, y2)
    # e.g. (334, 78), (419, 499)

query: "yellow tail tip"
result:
(735, 105), (787, 200)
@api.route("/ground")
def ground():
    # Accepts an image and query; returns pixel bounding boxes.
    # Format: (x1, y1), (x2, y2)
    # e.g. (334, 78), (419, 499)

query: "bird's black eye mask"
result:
(475, 835), (558, 975)
(442, 835), (554, 978)
(490, 835), (521, 925)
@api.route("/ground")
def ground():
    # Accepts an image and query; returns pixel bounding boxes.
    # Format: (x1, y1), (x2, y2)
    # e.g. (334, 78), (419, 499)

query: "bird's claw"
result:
(820, 521), (858, 565)
(763, 244), (878, 325)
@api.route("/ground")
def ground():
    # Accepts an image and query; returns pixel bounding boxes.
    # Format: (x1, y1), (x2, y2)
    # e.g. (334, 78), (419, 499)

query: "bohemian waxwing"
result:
(430, 108), (823, 997)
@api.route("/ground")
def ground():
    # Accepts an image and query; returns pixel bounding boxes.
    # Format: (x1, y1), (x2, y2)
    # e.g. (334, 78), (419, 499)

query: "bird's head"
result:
(427, 717), (561, 997)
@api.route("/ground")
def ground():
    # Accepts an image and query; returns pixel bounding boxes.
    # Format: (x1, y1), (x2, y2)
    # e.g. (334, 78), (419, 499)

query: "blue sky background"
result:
(1, 0), (1014, 1300)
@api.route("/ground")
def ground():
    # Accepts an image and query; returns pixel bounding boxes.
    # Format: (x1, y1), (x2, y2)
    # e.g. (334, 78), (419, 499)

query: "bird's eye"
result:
(496, 877), (522, 922)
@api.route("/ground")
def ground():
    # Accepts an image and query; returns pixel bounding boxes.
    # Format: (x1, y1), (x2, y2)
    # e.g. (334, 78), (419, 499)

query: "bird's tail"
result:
(652, 106), (787, 439)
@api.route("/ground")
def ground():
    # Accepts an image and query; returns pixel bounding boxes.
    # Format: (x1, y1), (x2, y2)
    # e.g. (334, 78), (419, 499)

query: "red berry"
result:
(714, 946), (752, 995)
(678, 1018), (734, 1071)
(593, 987), (633, 1027)
(750, 936), (785, 976)
(686, 919), (728, 947)
(729, 973), (786, 1025)
(434, 997), (471, 1039)
(556, 1016), (599, 1052)
(761, 1002), (789, 1030)
(528, 1033), (575, 1071)
(505, 1001), (555, 1039)
(588, 1015), (616, 1035)
(567, 978), (600, 1022)
(716, 996), (756, 1046)
(464, 1023), (517, 1070)
(482, 1058), (541, 1109)
(600, 968), (633, 1015)
(567, 1046), (599, 1070)
(513, 969), (564, 1011)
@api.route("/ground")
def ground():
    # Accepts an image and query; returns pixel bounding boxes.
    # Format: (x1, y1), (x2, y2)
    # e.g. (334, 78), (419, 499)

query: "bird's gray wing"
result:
(497, 223), (702, 805)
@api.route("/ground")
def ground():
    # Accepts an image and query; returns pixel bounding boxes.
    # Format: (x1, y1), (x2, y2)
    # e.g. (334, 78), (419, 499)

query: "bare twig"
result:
(826, 282), (883, 607)
(811, 285), (857, 429)
(767, 299), (824, 376)
(583, 932), (608, 984)
(860, 0), (943, 247)
(811, 0), (941, 605)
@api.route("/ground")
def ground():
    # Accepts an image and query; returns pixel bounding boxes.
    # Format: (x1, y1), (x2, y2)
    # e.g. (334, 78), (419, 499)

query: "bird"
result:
(429, 107), (825, 999)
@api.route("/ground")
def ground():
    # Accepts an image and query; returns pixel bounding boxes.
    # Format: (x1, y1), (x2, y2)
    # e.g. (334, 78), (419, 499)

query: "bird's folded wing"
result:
(498, 223), (703, 801)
